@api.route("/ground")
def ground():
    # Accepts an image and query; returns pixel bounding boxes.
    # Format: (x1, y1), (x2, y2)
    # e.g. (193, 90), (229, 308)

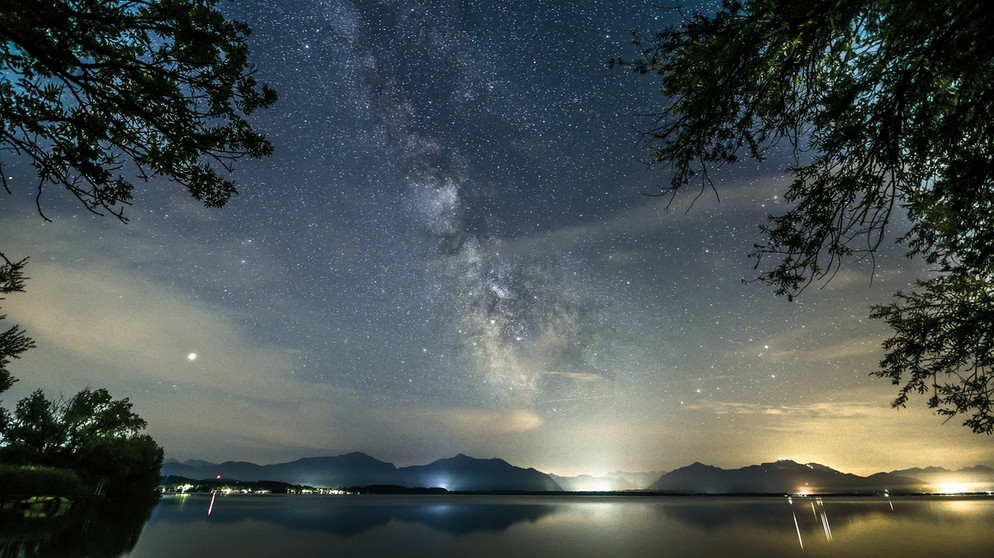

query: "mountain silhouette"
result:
(890, 465), (994, 491)
(163, 454), (994, 494)
(649, 459), (922, 494)
(397, 454), (561, 491)
(162, 452), (560, 492)
(649, 459), (923, 494)
(265, 452), (400, 487)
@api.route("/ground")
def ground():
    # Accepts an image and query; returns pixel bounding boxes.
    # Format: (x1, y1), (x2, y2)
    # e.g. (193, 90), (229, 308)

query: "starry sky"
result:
(2, 0), (992, 477)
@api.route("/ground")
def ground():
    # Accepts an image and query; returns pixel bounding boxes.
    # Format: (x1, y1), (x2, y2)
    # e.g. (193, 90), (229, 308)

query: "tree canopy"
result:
(617, 0), (994, 432)
(0, 255), (33, 396)
(0, 0), (276, 220)
(0, 387), (163, 498)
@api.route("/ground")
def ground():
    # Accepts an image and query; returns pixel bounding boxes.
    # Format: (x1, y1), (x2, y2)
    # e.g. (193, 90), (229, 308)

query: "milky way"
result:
(325, 0), (613, 407)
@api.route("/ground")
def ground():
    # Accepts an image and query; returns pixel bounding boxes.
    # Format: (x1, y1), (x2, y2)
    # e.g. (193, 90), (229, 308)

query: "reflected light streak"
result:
(423, 504), (455, 516)
(941, 499), (990, 515)
(820, 510), (833, 541)
(792, 510), (804, 550)
(207, 490), (217, 516)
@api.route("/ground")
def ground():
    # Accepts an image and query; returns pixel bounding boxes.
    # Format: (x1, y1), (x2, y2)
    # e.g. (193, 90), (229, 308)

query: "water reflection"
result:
(0, 498), (155, 558)
(656, 496), (994, 557)
(156, 494), (558, 536)
(7, 494), (994, 557)
(655, 496), (927, 530)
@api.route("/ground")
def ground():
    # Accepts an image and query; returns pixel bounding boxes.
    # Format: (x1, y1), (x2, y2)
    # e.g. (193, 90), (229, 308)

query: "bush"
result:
(0, 464), (90, 497)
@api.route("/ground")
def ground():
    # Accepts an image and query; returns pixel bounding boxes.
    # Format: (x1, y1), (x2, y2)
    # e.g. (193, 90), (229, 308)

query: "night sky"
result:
(3, 0), (992, 477)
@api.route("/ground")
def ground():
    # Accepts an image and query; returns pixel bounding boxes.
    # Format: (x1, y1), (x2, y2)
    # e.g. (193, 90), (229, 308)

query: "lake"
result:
(5, 493), (994, 557)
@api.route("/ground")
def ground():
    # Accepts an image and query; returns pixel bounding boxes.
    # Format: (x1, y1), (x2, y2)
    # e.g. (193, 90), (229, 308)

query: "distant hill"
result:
(162, 459), (265, 482)
(161, 452), (561, 492)
(162, 454), (994, 494)
(648, 459), (923, 494)
(890, 465), (994, 492)
(267, 453), (401, 487)
(398, 454), (561, 492)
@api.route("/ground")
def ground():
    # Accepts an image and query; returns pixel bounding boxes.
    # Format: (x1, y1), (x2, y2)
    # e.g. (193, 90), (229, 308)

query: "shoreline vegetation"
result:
(0, 463), (158, 521)
(157, 475), (994, 498)
(0, 389), (164, 505)
(0, 465), (90, 498)
(0, 465), (97, 521)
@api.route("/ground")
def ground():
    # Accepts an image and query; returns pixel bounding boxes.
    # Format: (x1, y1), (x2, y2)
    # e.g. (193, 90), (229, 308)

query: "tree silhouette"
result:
(0, 255), (33, 397)
(0, 387), (162, 499)
(617, 0), (994, 431)
(1, 0), (276, 220)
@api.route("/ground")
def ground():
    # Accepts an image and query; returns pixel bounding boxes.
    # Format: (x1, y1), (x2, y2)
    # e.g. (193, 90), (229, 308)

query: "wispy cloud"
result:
(493, 174), (788, 259)
(685, 398), (882, 421)
(742, 336), (885, 365)
(5, 260), (295, 395)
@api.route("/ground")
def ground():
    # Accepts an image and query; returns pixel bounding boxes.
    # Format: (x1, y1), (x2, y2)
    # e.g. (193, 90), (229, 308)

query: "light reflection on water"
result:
(11, 494), (994, 558)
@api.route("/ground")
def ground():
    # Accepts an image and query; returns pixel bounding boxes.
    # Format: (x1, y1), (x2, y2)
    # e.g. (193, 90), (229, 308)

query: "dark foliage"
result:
(0, 255), (33, 397)
(0, 0), (276, 220)
(617, 0), (994, 431)
(0, 464), (86, 496)
(0, 388), (163, 499)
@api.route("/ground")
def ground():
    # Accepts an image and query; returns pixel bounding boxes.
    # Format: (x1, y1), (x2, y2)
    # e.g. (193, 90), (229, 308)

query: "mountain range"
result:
(650, 460), (919, 494)
(162, 452), (561, 492)
(888, 465), (994, 492)
(161, 453), (994, 494)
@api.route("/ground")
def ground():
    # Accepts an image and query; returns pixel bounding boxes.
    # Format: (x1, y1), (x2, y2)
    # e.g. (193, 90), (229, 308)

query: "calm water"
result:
(5, 494), (994, 557)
